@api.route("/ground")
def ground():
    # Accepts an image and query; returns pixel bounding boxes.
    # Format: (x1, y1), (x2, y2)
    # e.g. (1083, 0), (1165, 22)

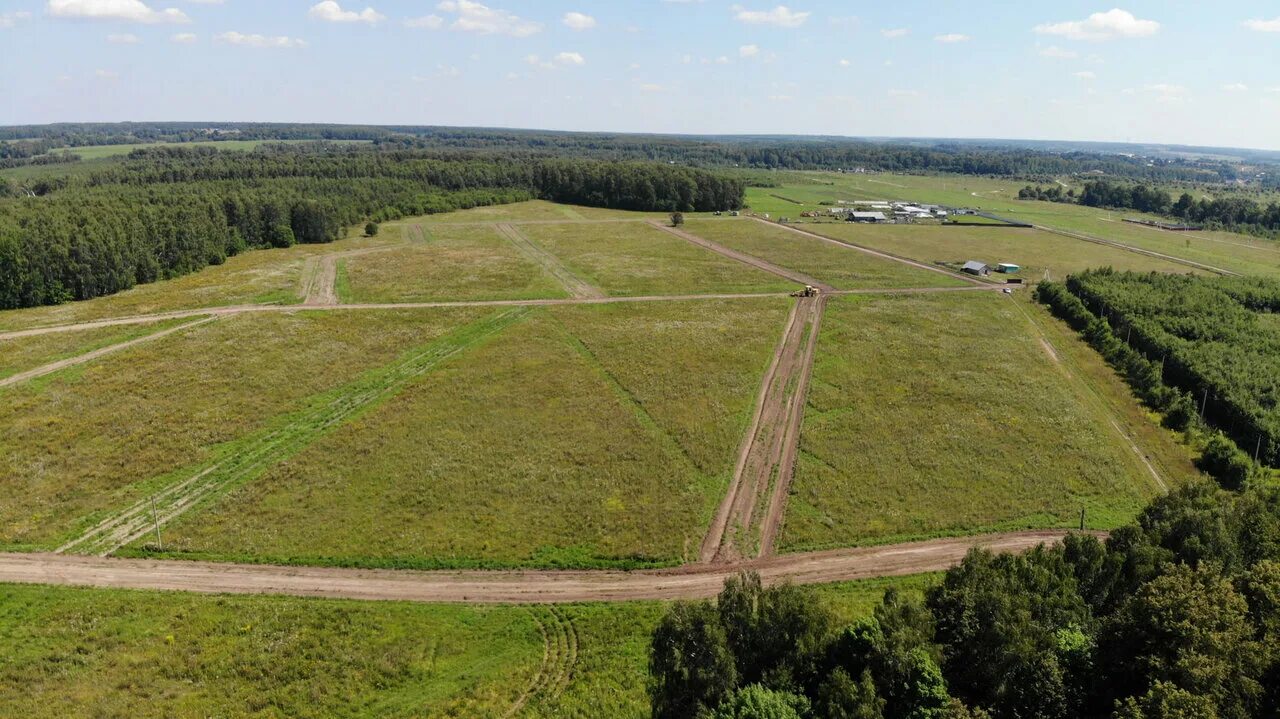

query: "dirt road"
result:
(648, 220), (834, 291)
(701, 293), (826, 563)
(0, 530), (1093, 604)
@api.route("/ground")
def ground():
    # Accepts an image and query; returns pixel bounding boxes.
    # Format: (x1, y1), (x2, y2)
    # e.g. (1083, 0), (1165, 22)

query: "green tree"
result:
(816, 668), (884, 719)
(705, 685), (810, 719)
(364, 221), (379, 237)
(650, 601), (738, 719)
(1113, 682), (1219, 719)
(671, 211), (685, 227)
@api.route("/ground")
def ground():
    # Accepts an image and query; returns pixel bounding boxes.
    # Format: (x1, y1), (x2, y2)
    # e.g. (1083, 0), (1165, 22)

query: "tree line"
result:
(0, 146), (744, 309)
(650, 479), (1280, 718)
(1019, 180), (1280, 237)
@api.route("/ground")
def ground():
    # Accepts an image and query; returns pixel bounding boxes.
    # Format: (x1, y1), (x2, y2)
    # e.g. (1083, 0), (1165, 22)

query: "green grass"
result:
(344, 224), (570, 303)
(0, 317), (194, 381)
(780, 292), (1169, 553)
(808, 223), (1195, 279)
(146, 299), (789, 569)
(412, 199), (667, 224)
(520, 221), (795, 297)
(0, 232), (397, 332)
(0, 574), (931, 718)
(681, 218), (967, 289)
(0, 308), (483, 548)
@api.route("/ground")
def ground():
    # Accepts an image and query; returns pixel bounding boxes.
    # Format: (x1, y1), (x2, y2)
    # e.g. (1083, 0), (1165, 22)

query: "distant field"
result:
(780, 292), (1169, 552)
(413, 199), (667, 223)
(0, 309), (482, 548)
(343, 224), (569, 303)
(681, 218), (967, 289)
(146, 298), (789, 569)
(809, 223), (1195, 278)
(746, 172), (1280, 277)
(520, 221), (795, 296)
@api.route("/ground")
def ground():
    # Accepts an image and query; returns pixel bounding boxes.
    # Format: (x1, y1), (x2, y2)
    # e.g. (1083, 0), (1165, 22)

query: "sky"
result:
(2, 1), (1280, 150)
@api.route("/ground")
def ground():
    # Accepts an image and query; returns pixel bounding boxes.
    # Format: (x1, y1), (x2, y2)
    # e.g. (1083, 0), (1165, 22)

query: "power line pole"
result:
(1200, 389), (1209, 421)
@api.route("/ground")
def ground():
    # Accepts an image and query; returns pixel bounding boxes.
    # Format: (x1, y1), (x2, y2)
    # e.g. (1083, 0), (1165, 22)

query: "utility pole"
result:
(1079, 507), (1086, 531)
(1256, 436), (1263, 464)
(1200, 389), (1209, 421)
(151, 496), (162, 550)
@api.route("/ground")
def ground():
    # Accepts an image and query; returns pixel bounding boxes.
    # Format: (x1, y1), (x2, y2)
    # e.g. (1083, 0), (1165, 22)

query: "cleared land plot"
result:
(0, 309), (482, 549)
(342, 224), (570, 303)
(810, 223), (1196, 278)
(149, 299), (790, 569)
(521, 222), (795, 297)
(0, 573), (922, 718)
(0, 234), (396, 332)
(682, 218), (968, 290)
(0, 317), (193, 381)
(781, 292), (1164, 552)
(411, 199), (664, 224)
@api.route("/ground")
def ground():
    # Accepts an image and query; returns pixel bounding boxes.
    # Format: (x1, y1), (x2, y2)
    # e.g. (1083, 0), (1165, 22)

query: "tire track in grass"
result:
(506, 607), (579, 717)
(495, 223), (605, 299)
(54, 307), (532, 557)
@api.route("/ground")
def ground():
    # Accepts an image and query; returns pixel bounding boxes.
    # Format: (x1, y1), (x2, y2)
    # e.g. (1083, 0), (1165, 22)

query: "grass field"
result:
(343, 224), (570, 303)
(0, 574), (930, 718)
(809, 223), (1196, 278)
(412, 199), (668, 224)
(780, 291), (1174, 552)
(681, 218), (968, 289)
(144, 299), (789, 569)
(0, 317), (193, 380)
(0, 233), (396, 332)
(520, 221), (795, 296)
(0, 309), (483, 549)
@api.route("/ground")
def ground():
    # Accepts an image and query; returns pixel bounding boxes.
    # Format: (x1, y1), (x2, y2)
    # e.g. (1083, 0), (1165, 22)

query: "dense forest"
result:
(0, 145), (743, 309)
(1043, 270), (1280, 472)
(0, 122), (1251, 182)
(649, 481), (1280, 718)
(1019, 180), (1280, 237)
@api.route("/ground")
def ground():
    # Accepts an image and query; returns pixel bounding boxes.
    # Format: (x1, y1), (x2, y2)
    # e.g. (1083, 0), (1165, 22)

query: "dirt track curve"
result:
(0, 531), (1097, 604)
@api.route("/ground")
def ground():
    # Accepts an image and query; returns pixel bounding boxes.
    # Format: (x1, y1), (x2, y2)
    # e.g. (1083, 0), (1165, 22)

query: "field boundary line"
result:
(53, 308), (532, 557)
(647, 220), (834, 291)
(494, 223), (605, 299)
(753, 218), (987, 286)
(0, 316), (217, 390)
(0, 530), (1102, 604)
(1031, 224), (1238, 276)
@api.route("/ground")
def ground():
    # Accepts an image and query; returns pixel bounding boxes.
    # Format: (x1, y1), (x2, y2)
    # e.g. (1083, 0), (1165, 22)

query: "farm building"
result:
(961, 261), (990, 276)
(996, 263), (1021, 274)
(847, 211), (887, 223)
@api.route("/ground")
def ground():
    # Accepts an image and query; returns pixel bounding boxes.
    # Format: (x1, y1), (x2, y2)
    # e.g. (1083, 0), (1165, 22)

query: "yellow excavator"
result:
(791, 285), (818, 298)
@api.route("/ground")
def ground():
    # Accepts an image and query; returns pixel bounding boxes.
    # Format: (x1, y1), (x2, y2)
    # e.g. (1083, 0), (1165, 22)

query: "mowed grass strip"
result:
(681, 218), (967, 290)
(520, 221), (796, 297)
(0, 317), (194, 381)
(0, 575), (929, 718)
(152, 300), (788, 569)
(809, 223), (1196, 279)
(780, 292), (1161, 553)
(0, 308), (484, 549)
(343, 224), (570, 303)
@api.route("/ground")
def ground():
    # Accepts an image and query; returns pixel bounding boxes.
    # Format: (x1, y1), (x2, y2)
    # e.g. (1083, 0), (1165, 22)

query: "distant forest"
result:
(0, 145), (742, 309)
(1019, 180), (1280, 237)
(0, 122), (1255, 183)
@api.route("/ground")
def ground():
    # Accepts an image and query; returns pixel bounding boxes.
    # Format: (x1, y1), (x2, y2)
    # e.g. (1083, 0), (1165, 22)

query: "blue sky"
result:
(2, 1), (1280, 149)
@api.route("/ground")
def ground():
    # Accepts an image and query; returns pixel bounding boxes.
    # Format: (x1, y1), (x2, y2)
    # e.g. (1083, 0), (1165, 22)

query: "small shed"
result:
(961, 261), (990, 276)
(996, 263), (1021, 274)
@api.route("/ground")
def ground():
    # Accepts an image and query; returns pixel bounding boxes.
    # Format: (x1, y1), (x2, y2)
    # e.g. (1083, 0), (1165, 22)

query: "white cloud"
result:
(1243, 17), (1280, 32)
(733, 4), (809, 28)
(308, 1), (384, 24)
(838, 58), (850, 67)
(715, 55), (730, 64)
(1033, 9), (1159, 41)
(404, 14), (443, 29)
(215, 31), (307, 48)
(436, 0), (541, 37)
(880, 27), (908, 38)
(767, 94), (792, 102)
(1039, 45), (1077, 58)
(184, 0), (223, 4)
(524, 52), (584, 69)
(1223, 83), (1248, 92)
(107, 32), (139, 43)
(1123, 83), (1187, 103)
(170, 31), (196, 43)
(562, 11), (594, 31)
(94, 68), (119, 79)
(47, 0), (190, 24)
(1074, 71), (1096, 79)
(739, 43), (759, 57)
(934, 33), (969, 43)
(0, 10), (33, 28)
